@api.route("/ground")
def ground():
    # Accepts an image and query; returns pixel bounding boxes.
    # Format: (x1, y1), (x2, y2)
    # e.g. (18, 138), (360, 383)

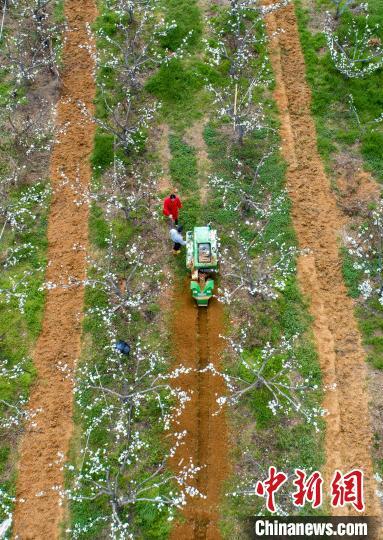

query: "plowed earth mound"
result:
(169, 284), (229, 540)
(265, 3), (381, 517)
(13, 1), (97, 538)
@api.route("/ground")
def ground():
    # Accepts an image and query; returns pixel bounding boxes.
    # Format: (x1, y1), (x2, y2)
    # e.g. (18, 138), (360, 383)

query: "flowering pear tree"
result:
(324, 6), (383, 78)
(0, 95), (57, 168)
(218, 233), (298, 304)
(83, 0), (192, 155)
(204, 1), (272, 144)
(345, 199), (383, 305)
(0, 183), (50, 312)
(0, 357), (41, 432)
(1, 0), (63, 86)
(209, 157), (297, 304)
(67, 343), (201, 538)
(95, 0), (191, 91)
(52, 153), (160, 230)
(204, 0), (290, 143)
(206, 81), (268, 145)
(208, 152), (275, 214)
(214, 331), (322, 426)
(102, 159), (159, 224)
(86, 96), (160, 156)
(84, 235), (163, 317)
(204, 3), (268, 80)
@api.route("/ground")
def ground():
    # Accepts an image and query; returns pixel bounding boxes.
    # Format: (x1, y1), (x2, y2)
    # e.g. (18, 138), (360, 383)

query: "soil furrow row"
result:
(170, 286), (228, 539)
(196, 309), (210, 540)
(12, 1), (97, 538)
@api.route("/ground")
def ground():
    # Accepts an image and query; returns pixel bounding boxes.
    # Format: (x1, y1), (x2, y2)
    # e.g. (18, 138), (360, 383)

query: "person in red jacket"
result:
(163, 193), (182, 225)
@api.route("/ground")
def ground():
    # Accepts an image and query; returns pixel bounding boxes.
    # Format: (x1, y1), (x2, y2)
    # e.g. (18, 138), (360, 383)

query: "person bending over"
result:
(170, 225), (186, 255)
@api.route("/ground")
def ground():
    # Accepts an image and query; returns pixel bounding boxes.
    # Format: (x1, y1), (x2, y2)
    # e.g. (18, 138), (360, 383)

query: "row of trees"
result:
(0, 0), (63, 533)
(64, 1), (204, 537)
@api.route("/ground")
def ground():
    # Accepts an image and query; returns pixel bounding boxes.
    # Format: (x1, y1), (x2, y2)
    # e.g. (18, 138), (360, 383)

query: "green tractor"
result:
(186, 225), (218, 307)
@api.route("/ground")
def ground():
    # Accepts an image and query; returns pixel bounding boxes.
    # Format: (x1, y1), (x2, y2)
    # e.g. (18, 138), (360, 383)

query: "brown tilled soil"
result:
(265, 4), (381, 517)
(169, 285), (229, 539)
(12, 1), (97, 538)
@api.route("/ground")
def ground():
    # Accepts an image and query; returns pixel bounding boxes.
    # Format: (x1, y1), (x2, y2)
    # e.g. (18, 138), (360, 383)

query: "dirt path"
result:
(12, 1), (97, 538)
(265, 4), (381, 517)
(169, 287), (229, 539)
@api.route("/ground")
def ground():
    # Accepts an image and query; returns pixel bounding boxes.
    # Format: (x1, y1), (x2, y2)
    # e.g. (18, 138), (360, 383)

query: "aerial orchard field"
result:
(0, 0), (382, 538)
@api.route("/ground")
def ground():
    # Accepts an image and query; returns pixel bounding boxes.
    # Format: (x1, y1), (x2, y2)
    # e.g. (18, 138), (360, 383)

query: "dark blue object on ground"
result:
(115, 340), (131, 355)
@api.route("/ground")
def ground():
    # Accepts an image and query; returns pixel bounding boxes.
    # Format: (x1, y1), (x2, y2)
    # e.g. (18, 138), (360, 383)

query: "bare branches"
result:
(324, 7), (383, 78)
(330, 0), (354, 20)
(208, 157), (297, 305)
(0, 0), (62, 86)
(88, 0), (192, 155)
(204, 0), (276, 144)
(345, 199), (383, 303)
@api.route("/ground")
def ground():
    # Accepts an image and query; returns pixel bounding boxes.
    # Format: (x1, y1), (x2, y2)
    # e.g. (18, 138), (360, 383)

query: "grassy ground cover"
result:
(145, 0), (222, 131)
(168, 136), (201, 237)
(295, 0), (383, 180)
(0, 182), (50, 526)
